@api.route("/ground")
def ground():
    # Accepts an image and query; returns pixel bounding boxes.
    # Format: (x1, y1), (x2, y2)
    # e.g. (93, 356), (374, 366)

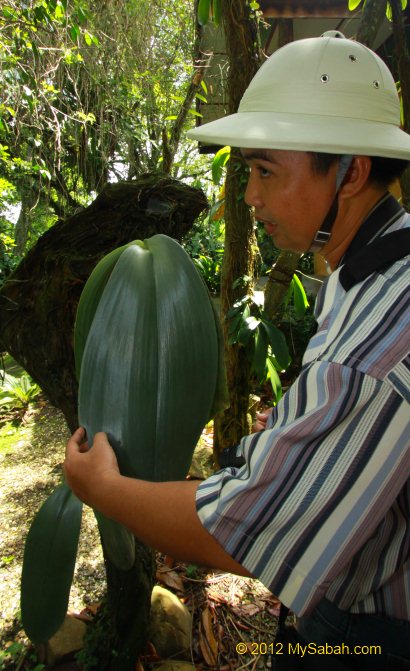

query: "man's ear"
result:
(339, 156), (372, 199)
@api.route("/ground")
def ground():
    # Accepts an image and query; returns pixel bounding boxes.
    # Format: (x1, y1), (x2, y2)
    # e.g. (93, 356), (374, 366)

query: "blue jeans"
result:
(295, 598), (410, 671)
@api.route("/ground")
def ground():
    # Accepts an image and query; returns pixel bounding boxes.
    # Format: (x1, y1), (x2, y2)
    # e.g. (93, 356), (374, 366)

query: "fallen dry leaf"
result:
(156, 567), (185, 593)
(231, 603), (261, 618)
(199, 605), (218, 666)
(73, 602), (101, 622)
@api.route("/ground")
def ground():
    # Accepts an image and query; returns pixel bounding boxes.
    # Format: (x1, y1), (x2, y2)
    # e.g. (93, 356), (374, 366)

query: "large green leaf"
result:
(78, 235), (221, 480)
(78, 242), (158, 479)
(208, 297), (229, 419)
(94, 511), (135, 571)
(146, 234), (219, 480)
(74, 241), (137, 379)
(76, 234), (225, 567)
(21, 482), (83, 643)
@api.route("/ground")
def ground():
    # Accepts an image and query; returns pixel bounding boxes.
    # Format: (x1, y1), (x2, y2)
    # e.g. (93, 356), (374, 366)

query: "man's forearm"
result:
(64, 429), (250, 576)
(93, 474), (249, 574)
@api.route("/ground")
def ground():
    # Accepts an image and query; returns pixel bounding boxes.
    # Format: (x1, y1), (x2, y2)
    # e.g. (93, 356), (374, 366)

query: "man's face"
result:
(242, 149), (337, 253)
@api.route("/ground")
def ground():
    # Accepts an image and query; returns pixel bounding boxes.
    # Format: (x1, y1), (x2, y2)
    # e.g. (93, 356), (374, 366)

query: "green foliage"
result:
(183, 215), (225, 294)
(0, 231), (19, 285)
(227, 274), (311, 402)
(212, 146), (230, 185)
(0, 641), (45, 671)
(193, 252), (223, 294)
(197, 0), (222, 26)
(0, 373), (41, 410)
(0, 0), (208, 257)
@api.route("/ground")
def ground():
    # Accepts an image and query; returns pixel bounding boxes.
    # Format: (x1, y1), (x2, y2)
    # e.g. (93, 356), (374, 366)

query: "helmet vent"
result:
(373, 80), (380, 89)
(349, 54), (357, 62)
(321, 74), (329, 83)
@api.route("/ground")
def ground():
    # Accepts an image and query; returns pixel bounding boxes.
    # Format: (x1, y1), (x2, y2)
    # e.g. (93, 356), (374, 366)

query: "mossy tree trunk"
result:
(213, 2), (260, 456)
(0, 176), (207, 431)
(0, 174), (207, 670)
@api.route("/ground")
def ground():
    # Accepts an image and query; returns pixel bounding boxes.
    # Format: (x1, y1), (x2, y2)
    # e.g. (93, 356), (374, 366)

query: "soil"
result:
(0, 401), (284, 671)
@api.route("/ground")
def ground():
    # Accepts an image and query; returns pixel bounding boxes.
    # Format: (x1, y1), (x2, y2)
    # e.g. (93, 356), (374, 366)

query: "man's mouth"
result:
(257, 217), (277, 236)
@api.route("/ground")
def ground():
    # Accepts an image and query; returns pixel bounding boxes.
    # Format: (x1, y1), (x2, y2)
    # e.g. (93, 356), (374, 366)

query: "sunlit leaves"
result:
(197, 0), (222, 26)
(197, 0), (211, 25)
(290, 274), (309, 318)
(212, 146), (230, 185)
(386, 0), (407, 20)
(348, 0), (407, 19)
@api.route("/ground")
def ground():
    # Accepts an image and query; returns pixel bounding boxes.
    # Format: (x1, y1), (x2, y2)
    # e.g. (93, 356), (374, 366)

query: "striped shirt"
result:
(196, 193), (410, 619)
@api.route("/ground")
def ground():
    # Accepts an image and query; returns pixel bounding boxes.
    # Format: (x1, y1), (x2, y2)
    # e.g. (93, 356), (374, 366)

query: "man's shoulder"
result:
(307, 258), (410, 382)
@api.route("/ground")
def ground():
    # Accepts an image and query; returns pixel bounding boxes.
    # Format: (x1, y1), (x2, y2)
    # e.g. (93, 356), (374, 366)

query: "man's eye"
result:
(258, 166), (271, 177)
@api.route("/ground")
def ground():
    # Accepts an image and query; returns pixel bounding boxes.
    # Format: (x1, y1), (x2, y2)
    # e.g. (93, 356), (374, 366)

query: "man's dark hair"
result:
(309, 151), (408, 189)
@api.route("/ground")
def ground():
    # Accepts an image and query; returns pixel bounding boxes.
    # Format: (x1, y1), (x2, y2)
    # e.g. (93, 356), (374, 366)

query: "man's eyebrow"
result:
(240, 149), (276, 163)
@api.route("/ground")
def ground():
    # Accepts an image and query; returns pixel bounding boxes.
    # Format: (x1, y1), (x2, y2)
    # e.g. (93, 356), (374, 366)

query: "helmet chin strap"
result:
(309, 155), (353, 254)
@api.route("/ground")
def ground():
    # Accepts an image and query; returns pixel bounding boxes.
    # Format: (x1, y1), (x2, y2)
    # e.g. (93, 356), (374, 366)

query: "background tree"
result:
(0, 0), (209, 259)
(211, 0), (260, 452)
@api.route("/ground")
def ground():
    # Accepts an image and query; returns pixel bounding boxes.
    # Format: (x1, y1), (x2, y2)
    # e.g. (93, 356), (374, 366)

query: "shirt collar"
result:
(342, 192), (405, 264)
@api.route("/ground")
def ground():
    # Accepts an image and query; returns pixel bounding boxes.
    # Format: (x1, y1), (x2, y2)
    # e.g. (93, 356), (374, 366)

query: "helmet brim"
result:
(187, 112), (410, 160)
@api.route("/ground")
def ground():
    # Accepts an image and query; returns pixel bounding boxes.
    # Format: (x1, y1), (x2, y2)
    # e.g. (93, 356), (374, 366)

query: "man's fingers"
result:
(66, 426), (86, 455)
(94, 431), (110, 445)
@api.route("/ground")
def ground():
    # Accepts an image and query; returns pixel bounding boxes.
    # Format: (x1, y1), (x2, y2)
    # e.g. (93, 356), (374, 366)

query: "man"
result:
(65, 34), (410, 668)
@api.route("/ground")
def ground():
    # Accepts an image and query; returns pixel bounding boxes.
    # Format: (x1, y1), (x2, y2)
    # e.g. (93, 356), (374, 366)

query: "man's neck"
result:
(321, 186), (387, 270)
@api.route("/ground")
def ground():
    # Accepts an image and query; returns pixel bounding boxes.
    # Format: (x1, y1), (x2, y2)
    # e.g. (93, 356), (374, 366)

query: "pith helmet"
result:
(188, 32), (410, 159)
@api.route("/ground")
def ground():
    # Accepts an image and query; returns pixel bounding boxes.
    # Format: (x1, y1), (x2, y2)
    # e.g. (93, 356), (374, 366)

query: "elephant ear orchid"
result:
(21, 233), (228, 644)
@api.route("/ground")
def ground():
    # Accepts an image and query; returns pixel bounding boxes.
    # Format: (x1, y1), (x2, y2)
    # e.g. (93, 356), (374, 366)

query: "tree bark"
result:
(264, 250), (300, 321)
(389, 0), (410, 210)
(80, 540), (156, 671)
(0, 175), (208, 669)
(356, 0), (387, 47)
(213, 2), (260, 456)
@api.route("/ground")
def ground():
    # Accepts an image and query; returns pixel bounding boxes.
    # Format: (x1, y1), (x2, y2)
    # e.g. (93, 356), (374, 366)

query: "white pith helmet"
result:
(188, 32), (410, 159)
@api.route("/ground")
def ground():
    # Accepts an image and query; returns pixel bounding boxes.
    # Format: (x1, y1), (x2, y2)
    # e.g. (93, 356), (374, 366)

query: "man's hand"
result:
(64, 428), (120, 506)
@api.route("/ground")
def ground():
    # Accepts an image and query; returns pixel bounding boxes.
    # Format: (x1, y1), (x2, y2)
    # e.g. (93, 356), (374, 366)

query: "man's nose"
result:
(244, 171), (262, 208)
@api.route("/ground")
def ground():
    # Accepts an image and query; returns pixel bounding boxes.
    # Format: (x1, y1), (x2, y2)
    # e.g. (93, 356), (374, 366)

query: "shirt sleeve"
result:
(196, 359), (410, 615)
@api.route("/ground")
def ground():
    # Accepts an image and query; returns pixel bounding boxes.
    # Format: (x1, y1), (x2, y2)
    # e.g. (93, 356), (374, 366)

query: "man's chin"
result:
(270, 235), (304, 255)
